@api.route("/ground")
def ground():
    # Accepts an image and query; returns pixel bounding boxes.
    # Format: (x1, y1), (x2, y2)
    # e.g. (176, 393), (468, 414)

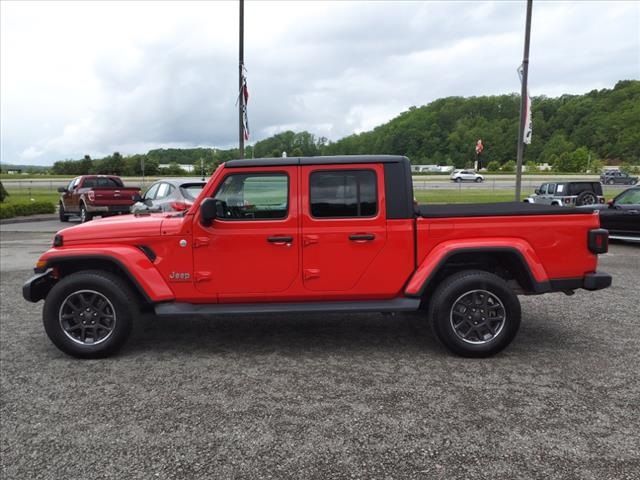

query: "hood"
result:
(57, 213), (167, 244)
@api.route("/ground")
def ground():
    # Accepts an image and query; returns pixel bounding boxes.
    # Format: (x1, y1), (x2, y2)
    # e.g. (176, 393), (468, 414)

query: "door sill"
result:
(154, 297), (420, 316)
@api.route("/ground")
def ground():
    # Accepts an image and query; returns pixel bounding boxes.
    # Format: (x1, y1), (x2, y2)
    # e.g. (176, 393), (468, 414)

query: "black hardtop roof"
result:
(225, 155), (408, 168)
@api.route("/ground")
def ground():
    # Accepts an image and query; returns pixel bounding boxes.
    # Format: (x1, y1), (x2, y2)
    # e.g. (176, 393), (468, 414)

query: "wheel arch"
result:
(405, 245), (550, 299)
(39, 250), (175, 305)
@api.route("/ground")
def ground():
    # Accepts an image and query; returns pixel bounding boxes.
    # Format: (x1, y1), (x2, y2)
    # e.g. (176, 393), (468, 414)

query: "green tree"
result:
(502, 160), (516, 172)
(486, 161), (501, 172)
(525, 160), (538, 174)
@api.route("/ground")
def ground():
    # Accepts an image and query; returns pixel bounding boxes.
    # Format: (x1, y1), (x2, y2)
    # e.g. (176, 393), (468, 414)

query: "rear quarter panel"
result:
(414, 212), (600, 284)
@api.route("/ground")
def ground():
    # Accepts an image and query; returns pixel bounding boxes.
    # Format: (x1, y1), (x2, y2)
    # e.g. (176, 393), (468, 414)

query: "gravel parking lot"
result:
(1, 226), (639, 479)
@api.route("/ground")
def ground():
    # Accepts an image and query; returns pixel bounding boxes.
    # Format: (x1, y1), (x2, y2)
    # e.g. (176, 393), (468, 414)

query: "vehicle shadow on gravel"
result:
(121, 311), (573, 358)
(126, 312), (447, 356)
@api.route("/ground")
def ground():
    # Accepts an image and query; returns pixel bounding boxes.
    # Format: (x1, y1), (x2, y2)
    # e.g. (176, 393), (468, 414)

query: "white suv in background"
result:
(450, 169), (484, 183)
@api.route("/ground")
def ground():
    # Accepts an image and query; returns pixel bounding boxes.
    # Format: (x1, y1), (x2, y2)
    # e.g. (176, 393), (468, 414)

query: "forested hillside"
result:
(42, 80), (638, 175)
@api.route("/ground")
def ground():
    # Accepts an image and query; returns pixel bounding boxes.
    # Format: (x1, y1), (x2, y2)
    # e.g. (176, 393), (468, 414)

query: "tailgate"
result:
(91, 187), (140, 206)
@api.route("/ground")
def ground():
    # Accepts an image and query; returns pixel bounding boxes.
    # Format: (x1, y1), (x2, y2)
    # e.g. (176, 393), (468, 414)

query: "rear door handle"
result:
(349, 233), (375, 242)
(267, 236), (293, 244)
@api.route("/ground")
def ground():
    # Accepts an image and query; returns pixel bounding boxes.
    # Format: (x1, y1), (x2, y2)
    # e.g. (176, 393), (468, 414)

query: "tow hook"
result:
(562, 290), (575, 296)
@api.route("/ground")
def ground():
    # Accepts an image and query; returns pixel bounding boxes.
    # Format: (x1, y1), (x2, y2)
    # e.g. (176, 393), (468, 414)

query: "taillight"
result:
(564, 198), (571, 204)
(87, 191), (95, 202)
(170, 201), (190, 212)
(599, 198), (605, 204)
(588, 228), (608, 254)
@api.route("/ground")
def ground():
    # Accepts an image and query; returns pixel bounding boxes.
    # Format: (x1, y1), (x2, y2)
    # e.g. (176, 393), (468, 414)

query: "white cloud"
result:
(1, 0), (638, 165)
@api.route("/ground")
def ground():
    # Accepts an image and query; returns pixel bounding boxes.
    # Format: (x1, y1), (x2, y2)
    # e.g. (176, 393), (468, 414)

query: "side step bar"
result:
(154, 297), (421, 316)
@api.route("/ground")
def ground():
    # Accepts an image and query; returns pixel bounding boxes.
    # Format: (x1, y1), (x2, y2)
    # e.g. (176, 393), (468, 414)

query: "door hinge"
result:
(194, 237), (210, 248)
(195, 272), (212, 282)
(304, 269), (320, 280)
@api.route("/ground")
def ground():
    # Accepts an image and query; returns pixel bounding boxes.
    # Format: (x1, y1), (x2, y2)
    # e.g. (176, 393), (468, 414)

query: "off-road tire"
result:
(576, 190), (597, 206)
(43, 270), (136, 358)
(429, 270), (521, 357)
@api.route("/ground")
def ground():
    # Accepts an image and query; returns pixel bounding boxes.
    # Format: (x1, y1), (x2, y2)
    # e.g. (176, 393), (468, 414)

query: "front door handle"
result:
(267, 236), (293, 245)
(349, 233), (375, 242)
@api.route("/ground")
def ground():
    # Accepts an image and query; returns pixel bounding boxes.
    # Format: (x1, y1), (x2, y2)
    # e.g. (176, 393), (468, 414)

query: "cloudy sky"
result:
(1, 0), (639, 165)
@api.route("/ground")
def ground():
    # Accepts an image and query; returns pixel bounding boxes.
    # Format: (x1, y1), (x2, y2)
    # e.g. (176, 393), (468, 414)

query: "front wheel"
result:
(455, 177), (462, 183)
(429, 270), (521, 357)
(475, 177), (483, 183)
(58, 202), (69, 222)
(43, 270), (136, 358)
(607, 179), (614, 185)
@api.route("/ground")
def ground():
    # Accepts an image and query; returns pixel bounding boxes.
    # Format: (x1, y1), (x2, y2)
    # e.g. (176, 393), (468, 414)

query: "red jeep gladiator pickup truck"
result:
(57, 175), (141, 223)
(25, 156), (611, 358)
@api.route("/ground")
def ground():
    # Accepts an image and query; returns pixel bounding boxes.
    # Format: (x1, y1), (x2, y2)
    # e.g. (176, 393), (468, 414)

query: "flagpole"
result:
(238, 0), (245, 159)
(515, 0), (533, 201)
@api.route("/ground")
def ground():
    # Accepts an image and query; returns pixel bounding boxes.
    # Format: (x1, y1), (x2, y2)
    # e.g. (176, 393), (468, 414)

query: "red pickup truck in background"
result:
(26, 156), (611, 358)
(58, 175), (140, 223)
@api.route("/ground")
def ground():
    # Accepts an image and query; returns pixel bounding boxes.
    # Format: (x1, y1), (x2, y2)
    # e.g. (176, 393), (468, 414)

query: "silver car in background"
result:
(131, 178), (206, 213)
(450, 169), (484, 183)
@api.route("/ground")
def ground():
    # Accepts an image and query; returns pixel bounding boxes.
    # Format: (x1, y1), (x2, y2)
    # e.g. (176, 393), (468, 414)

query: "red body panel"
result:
(40, 245), (175, 302)
(406, 213), (600, 296)
(38, 163), (604, 305)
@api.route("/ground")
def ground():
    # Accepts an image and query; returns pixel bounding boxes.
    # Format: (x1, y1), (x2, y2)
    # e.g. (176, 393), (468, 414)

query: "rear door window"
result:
(156, 183), (172, 199)
(310, 170), (377, 218)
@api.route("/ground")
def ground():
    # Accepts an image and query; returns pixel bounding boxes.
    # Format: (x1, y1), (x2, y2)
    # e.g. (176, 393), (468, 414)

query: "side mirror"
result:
(200, 198), (225, 226)
(57, 187), (67, 193)
(534, 189), (540, 195)
(607, 200), (614, 208)
(131, 193), (142, 202)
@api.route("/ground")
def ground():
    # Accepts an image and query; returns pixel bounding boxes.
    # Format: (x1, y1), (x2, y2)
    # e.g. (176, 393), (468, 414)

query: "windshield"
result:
(616, 189), (640, 205)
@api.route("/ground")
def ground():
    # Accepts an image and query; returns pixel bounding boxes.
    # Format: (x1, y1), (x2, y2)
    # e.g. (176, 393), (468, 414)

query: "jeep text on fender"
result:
(24, 156), (611, 358)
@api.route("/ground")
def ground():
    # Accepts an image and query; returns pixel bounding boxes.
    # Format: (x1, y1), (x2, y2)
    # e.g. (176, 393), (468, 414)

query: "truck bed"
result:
(417, 202), (592, 218)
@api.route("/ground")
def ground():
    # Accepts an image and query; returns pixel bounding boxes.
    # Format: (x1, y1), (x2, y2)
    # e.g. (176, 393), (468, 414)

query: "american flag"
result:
(237, 65), (250, 141)
(517, 64), (532, 144)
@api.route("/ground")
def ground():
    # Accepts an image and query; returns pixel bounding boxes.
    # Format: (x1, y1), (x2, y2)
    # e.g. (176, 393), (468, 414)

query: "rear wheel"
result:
(429, 270), (521, 357)
(58, 202), (69, 222)
(79, 203), (92, 223)
(43, 270), (136, 358)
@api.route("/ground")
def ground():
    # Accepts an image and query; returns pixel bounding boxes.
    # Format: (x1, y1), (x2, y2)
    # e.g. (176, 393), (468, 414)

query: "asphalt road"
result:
(1, 226), (639, 479)
(3, 176), (633, 193)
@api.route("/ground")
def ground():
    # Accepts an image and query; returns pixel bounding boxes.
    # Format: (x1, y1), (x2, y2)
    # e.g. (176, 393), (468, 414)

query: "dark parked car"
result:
(600, 170), (638, 185)
(524, 181), (605, 206)
(579, 186), (640, 242)
(131, 178), (206, 213)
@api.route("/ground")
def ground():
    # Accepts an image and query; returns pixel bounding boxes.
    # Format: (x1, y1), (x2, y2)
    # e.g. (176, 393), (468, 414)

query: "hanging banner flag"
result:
(517, 64), (532, 144)
(236, 65), (250, 141)
(475, 139), (484, 155)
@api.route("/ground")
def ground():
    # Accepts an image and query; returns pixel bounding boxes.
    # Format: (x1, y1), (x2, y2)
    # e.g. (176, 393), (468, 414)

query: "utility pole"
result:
(238, 0), (245, 159)
(515, 0), (533, 201)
